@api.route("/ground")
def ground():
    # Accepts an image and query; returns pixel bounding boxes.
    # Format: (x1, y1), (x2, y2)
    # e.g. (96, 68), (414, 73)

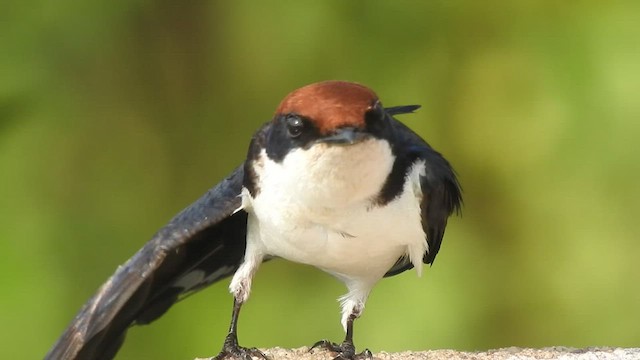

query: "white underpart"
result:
(230, 139), (427, 331)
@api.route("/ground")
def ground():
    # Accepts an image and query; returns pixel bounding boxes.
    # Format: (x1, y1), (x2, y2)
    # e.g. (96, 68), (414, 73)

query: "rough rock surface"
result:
(197, 346), (640, 360)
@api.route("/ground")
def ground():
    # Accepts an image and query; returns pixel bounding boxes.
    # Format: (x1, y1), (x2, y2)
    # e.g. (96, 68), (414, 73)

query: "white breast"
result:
(242, 139), (427, 284)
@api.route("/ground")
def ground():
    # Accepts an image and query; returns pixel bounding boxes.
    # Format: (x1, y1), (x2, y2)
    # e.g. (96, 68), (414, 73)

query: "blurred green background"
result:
(1, 1), (639, 359)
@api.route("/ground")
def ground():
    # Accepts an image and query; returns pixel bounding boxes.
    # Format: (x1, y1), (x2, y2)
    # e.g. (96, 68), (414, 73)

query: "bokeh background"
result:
(1, 1), (639, 359)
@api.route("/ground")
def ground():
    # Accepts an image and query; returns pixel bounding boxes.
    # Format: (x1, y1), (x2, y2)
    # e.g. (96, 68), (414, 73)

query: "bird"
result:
(46, 80), (462, 360)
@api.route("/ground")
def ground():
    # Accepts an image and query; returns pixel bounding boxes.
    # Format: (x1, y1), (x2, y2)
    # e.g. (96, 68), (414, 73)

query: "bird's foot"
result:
(213, 334), (268, 360)
(309, 339), (372, 360)
(212, 346), (268, 360)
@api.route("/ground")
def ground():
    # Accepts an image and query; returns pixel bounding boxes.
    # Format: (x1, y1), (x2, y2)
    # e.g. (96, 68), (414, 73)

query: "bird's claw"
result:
(310, 339), (342, 353)
(309, 339), (372, 359)
(213, 334), (269, 360)
(213, 347), (268, 360)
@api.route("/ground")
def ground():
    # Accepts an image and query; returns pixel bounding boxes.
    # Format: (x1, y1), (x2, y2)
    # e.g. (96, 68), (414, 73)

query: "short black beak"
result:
(320, 127), (370, 145)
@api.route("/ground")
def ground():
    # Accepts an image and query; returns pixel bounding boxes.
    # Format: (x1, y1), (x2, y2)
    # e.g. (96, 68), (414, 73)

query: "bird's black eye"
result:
(285, 115), (304, 138)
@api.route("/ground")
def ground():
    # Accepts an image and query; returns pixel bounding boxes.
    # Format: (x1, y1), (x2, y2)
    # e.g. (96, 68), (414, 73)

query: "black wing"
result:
(383, 107), (462, 277)
(46, 166), (248, 360)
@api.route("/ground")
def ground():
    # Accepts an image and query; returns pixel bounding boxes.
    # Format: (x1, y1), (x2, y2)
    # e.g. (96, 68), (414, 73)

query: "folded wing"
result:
(382, 108), (462, 277)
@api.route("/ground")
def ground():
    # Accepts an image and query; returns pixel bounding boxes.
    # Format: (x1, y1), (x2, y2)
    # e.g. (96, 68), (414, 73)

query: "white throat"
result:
(265, 139), (395, 209)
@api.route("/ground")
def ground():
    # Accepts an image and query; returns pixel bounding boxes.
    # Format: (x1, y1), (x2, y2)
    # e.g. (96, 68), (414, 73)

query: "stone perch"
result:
(196, 347), (640, 360)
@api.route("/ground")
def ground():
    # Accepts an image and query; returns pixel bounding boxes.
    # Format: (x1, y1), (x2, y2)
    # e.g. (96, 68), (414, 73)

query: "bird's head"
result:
(259, 81), (399, 206)
(265, 80), (393, 160)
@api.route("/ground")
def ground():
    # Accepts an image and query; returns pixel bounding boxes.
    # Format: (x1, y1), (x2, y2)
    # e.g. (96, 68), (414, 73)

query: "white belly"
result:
(250, 196), (424, 281)
(242, 144), (428, 283)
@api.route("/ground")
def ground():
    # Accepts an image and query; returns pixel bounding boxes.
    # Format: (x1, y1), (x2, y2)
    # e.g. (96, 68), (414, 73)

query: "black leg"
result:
(310, 313), (372, 360)
(213, 299), (268, 360)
